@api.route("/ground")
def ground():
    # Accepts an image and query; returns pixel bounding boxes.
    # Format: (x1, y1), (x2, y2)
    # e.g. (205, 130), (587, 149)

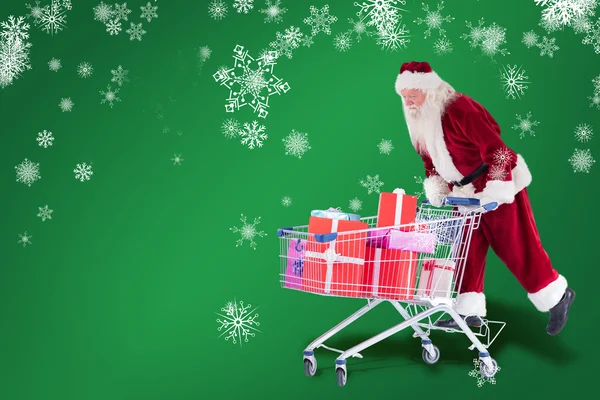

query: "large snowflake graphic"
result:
(500, 65), (530, 100)
(282, 129), (311, 159)
(512, 112), (539, 138)
(233, 0), (254, 14)
(208, 0), (228, 20)
(1, 15), (30, 42)
(569, 148), (595, 173)
(221, 118), (241, 139)
(535, 0), (597, 28)
(461, 18), (509, 58)
(216, 299), (260, 346)
(214, 45), (290, 118)
(37, 205), (53, 222)
(230, 214), (266, 250)
(574, 123), (594, 142)
(36, 130), (54, 148)
(74, 162), (93, 182)
(360, 174), (384, 194)
(239, 120), (268, 149)
(413, 1), (454, 39)
(15, 158), (40, 186)
(303, 4), (338, 36)
(0, 17), (32, 89)
(36, 0), (69, 36)
(260, 0), (287, 24)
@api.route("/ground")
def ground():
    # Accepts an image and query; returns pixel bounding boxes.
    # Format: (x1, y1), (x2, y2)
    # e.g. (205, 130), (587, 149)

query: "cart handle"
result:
(422, 197), (498, 211)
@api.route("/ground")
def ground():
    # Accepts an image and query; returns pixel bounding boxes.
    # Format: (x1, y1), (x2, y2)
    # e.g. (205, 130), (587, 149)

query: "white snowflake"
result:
(282, 129), (311, 159)
(461, 18), (509, 58)
(221, 118), (240, 139)
(15, 158), (40, 186)
(93, 2), (114, 23)
(512, 112), (539, 138)
(300, 35), (314, 48)
(126, 22), (146, 41)
(582, 17), (600, 54)
(171, 154), (183, 166)
(593, 74), (600, 92)
(590, 92), (600, 109)
(500, 65), (530, 100)
(488, 164), (508, 180)
(413, 1), (454, 39)
(303, 4), (338, 36)
(37, 205), (53, 221)
(59, 97), (73, 112)
(572, 14), (594, 33)
(18, 232), (32, 247)
(77, 61), (93, 78)
(375, 23), (410, 51)
(378, 138), (394, 154)
(25, 2), (46, 23)
(113, 3), (131, 21)
(536, 36), (559, 57)
(433, 37), (453, 54)
(334, 32), (352, 51)
(140, 2), (158, 22)
(569, 148), (595, 173)
(239, 120), (268, 149)
(230, 214), (266, 250)
(281, 196), (292, 207)
(213, 45), (290, 118)
(493, 147), (513, 166)
(198, 46), (212, 63)
(111, 65), (129, 86)
(106, 19), (121, 35)
(48, 57), (61, 71)
(233, 0), (254, 14)
(349, 197), (363, 212)
(574, 123), (594, 142)
(467, 358), (500, 387)
(100, 85), (120, 107)
(208, 0), (228, 20)
(522, 30), (539, 47)
(260, 0), (287, 23)
(360, 174), (384, 194)
(1, 16), (30, 42)
(36, 130), (54, 148)
(538, 14), (563, 33)
(37, 1), (68, 36)
(74, 162), (93, 182)
(346, 18), (371, 42)
(536, 0), (597, 27)
(0, 28), (32, 88)
(354, 0), (407, 34)
(269, 32), (297, 59)
(216, 299), (260, 346)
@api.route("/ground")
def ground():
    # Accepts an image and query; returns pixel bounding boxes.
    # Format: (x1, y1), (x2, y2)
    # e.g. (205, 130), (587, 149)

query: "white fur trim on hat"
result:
(453, 292), (487, 317)
(528, 275), (568, 312)
(395, 70), (444, 95)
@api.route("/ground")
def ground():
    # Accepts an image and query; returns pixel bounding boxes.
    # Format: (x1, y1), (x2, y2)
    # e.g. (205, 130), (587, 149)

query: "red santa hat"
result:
(395, 61), (444, 95)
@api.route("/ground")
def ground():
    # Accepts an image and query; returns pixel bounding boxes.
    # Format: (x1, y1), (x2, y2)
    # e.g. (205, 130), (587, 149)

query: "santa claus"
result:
(395, 61), (575, 335)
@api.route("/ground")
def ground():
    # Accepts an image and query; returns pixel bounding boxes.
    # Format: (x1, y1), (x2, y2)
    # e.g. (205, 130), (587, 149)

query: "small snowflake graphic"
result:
(536, 36), (559, 57)
(360, 174), (384, 195)
(572, 14), (593, 34)
(512, 112), (539, 138)
(354, 0), (408, 34)
(281, 196), (292, 207)
(77, 61), (93, 78)
(334, 32), (352, 51)
(111, 65), (129, 86)
(589, 93), (600, 110)
(114, 3), (131, 21)
(461, 18), (509, 58)
(36, 130), (54, 148)
(375, 23), (410, 51)
(18, 231), (32, 247)
(346, 18), (370, 42)
(37, 205), (53, 221)
(15, 158), (40, 186)
(467, 358), (500, 387)
(493, 148), (513, 166)
(239, 120), (268, 149)
(569, 148), (595, 173)
(125, 22), (145, 41)
(593, 74), (600, 93)
(378, 138), (394, 155)
(171, 154), (183, 166)
(106, 19), (121, 35)
(282, 129), (311, 159)
(140, 2), (158, 22)
(216, 299), (260, 346)
(59, 97), (73, 112)
(233, 0), (254, 14)
(208, 0), (228, 20)
(349, 197), (363, 212)
(582, 17), (600, 54)
(93, 2), (114, 23)
(500, 65), (530, 100)
(230, 214), (266, 250)
(303, 4), (338, 36)
(574, 123), (594, 143)
(433, 37), (453, 55)
(413, 1), (454, 39)
(48, 57), (61, 71)
(100, 85), (120, 108)
(221, 118), (240, 139)
(489, 164), (508, 180)
(522, 30), (539, 47)
(198, 45), (212, 63)
(74, 162), (93, 182)
(260, 0), (287, 24)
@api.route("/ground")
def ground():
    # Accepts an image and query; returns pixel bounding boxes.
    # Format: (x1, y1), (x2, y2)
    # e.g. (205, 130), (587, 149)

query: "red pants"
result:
(453, 189), (568, 317)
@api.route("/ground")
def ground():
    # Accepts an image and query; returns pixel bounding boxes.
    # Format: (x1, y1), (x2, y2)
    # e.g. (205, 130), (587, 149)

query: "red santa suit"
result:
(395, 62), (568, 317)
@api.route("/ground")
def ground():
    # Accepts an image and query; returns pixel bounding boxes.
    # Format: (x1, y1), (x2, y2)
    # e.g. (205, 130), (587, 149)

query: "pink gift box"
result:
(284, 238), (306, 289)
(388, 230), (436, 254)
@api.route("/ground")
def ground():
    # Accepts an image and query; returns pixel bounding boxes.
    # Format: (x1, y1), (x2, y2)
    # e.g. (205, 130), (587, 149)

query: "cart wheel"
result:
(422, 345), (440, 365)
(304, 357), (317, 377)
(479, 358), (498, 378)
(336, 367), (347, 387)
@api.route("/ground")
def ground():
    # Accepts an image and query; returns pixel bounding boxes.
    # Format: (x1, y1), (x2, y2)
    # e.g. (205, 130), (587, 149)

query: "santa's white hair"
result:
(402, 81), (458, 153)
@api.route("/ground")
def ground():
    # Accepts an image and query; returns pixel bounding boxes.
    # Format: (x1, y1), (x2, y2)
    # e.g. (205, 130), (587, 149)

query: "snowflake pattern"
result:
(216, 299), (260, 346)
(214, 45), (290, 118)
(77, 61), (93, 78)
(25, 2), (46, 23)
(221, 118), (240, 139)
(512, 112), (539, 138)
(59, 97), (73, 112)
(522, 30), (539, 47)
(593, 75), (600, 93)
(461, 18), (509, 58)
(467, 358), (500, 387)
(346, 18), (371, 42)
(303, 5), (338, 36)
(125, 22), (145, 40)
(488, 164), (508, 180)
(100, 85), (120, 107)
(582, 17), (600, 54)
(493, 147), (513, 166)
(208, 0), (228, 20)
(375, 23), (410, 51)
(360, 174), (384, 194)
(37, 0), (68, 36)
(114, 3), (131, 21)
(18, 232), (32, 247)
(230, 214), (266, 250)
(111, 65), (129, 86)
(536, 0), (597, 29)
(269, 25), (304, 59)
(233, 0), (254, 14)
(574, 123), (594, 142)
(74, 162), (93, 182)
(15, 158), (40, 186)
(354, 0), (407, 34)
(433, 37), (453, 54)
(171, 154), (183, 166)
(106, 19), (121, 35)
(198, 46), (212, 63)
(260, 0), (287, 24)
(413, 1), (454, 39)
(536, 36), (559, 57)
(590, 92), (600, 110)
(0, 20), (33, 89)
(1, 16), (30, 42)
(349, 197), (363, 212)
(281, 196), (292, 207)
(572, 14), (594, 34)
(378, 139), (394, 154)
(239, 120), (268, 149)
(37, 205), (53, 222)
(93, 2), (114, 23)
(36, 130), (54, 148)
(48, 57), (61, 71)
(140, 2), (158, 22)
(500, 65), (530, 100)
(569, 149), (595, 173)
(334, 32), (352, 51)
(282, 129), (311, 159)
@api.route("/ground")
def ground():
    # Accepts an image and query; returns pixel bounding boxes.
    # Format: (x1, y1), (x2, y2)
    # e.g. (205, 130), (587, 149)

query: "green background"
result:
(1, 0), (599, 399)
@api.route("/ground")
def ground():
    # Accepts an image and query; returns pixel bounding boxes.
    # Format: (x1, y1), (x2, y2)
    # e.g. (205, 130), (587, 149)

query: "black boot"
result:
(434, 315), (483, 329)
(547, 288), (575, 336)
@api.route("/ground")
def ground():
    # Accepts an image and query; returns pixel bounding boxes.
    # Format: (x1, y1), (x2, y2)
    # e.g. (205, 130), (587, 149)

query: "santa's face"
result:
(400, 89), (426, 116)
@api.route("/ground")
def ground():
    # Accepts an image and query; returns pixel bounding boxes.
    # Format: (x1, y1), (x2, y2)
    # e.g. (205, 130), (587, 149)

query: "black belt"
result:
(451, 163), (489, 187)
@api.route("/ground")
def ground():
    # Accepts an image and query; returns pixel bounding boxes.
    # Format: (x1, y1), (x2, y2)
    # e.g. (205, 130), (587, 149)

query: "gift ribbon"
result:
(372, 248), (382, 296)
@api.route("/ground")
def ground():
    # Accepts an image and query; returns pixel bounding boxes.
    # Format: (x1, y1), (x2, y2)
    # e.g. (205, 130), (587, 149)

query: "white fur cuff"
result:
(480, 179), (516, 205)
(423, 175), (450, 202)
(453, 292), (487, 317)
(528, 275), (568, 312)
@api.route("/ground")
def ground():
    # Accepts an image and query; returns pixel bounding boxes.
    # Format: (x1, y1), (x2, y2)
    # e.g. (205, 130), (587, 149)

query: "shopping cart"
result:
(277, 197), (506, 387)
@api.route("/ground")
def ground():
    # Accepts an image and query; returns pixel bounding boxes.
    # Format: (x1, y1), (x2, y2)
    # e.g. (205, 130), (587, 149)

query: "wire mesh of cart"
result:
(276, 197), (506, 387)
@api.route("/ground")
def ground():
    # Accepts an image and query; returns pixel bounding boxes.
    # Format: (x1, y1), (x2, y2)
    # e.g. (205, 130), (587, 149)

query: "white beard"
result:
(402, 100), (444, 154)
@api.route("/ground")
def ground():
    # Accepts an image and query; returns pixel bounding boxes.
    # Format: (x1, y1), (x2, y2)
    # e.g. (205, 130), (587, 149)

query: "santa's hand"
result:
(478, 196), (498, 210)
(428, 193), (445, 207)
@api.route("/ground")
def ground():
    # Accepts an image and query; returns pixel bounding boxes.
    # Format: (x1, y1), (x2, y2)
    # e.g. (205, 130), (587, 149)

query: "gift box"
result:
(311, 207), (361, 221)
(361, 245), (419, 300)
(388, 229), (437, 254)
(416, 258), (456, 299)
(284, 238), (306, 289)
(302, 216), (368, 297)
(377, 188), (418, 229)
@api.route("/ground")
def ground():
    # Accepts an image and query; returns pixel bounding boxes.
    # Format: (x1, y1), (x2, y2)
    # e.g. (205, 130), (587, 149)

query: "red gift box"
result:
(361, 245), (419, 300)
(302, 216), (368, 297)
(376, 189), (417, 229)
